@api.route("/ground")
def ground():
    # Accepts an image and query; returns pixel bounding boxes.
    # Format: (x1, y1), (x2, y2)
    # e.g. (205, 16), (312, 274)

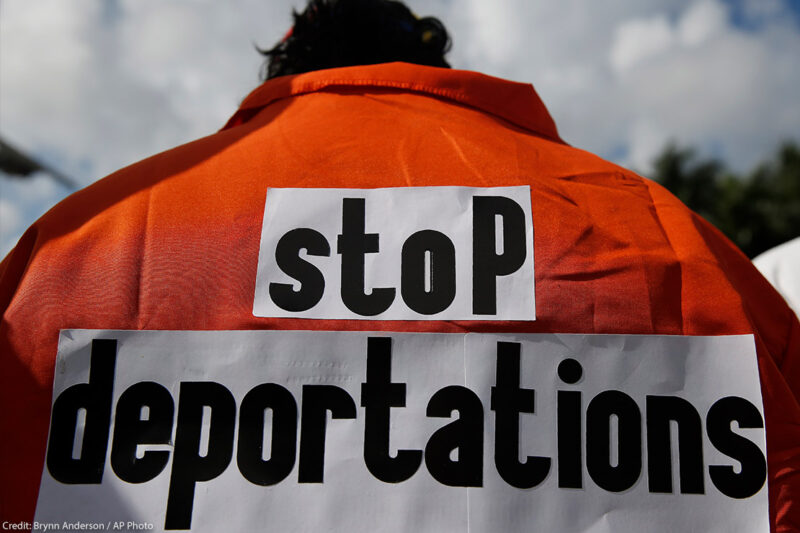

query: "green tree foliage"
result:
(650, 141), (800, 258)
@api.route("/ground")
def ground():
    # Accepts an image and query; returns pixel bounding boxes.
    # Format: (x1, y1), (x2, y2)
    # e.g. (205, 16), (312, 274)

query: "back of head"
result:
(261, 0), (451, 79)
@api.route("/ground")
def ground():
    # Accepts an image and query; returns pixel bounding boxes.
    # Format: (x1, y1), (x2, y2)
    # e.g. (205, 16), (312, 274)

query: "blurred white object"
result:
(753, 236), (800, 317)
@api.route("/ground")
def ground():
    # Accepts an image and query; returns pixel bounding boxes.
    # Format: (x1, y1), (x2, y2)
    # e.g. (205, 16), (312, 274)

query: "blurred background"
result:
(1, 0), (799, 258)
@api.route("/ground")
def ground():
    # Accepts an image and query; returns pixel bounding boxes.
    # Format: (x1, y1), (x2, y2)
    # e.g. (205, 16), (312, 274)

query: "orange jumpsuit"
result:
(1, 62), (799, 530)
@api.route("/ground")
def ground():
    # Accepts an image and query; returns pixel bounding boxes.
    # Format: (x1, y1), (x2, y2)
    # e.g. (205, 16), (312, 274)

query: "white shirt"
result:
(753, 236), (800, 317)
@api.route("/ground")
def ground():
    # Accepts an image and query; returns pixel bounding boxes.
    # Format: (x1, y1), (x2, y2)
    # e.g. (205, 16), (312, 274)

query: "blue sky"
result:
(1, 0), (799, 257)
(725, 0), (800, 28)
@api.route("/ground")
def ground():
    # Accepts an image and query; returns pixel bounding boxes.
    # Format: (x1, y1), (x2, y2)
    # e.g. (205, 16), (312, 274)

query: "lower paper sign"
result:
(36, 330), (768, 532)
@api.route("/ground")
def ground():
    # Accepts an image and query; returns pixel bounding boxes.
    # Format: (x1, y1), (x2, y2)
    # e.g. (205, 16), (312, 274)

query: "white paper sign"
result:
(37, 330), (768, 533)
(253, 186), (536, 320)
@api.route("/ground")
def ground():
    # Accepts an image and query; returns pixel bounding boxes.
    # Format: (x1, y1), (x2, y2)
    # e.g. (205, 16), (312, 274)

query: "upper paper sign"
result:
(253, 186), (536, 320)
(37, 330), (768, 532)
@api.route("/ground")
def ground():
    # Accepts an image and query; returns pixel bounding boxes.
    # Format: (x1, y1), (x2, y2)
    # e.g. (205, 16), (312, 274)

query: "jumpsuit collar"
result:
(222, 62), (563, 143)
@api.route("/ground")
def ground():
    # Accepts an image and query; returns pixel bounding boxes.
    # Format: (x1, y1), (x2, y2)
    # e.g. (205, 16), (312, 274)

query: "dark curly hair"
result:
(260, 0), (452, 80)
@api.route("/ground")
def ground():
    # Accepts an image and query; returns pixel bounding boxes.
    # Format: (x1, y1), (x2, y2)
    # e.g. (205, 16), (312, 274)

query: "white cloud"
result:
(457, 0), (522, 68)
(0, 172), (61, 258)
(0, 0), (301, 185)
(610, 1), (730, 73)
(628, 119), (671, 173)
(0, 198), (22, 238)
(610, 15), (675, 72)
(606, 1), (800, 171)
(678, 0), (728, 46)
